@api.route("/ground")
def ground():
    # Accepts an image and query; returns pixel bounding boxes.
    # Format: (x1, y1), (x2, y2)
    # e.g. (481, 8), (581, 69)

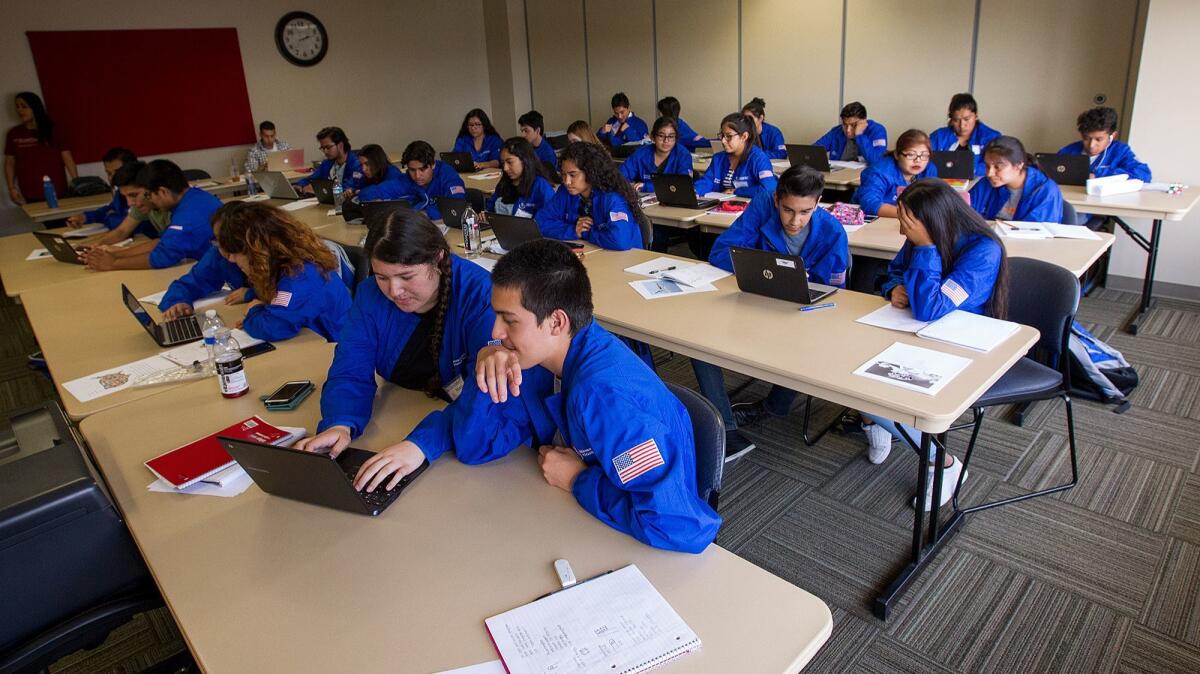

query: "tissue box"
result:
(1086, 174), (1144, 196)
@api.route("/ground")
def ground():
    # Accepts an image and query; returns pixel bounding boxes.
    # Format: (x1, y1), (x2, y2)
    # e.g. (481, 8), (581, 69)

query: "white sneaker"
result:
(862, 423), (894, 464)
(912, 456), (967, 511)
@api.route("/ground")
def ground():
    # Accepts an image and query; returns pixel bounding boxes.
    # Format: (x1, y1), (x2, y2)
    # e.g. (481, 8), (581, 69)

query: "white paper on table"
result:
(160, 329), (264, 367)
(280, 198), (320, 211)
(1044, 223), (1101, 240)
(434, 661), (506, 674)
(63, 355), (180, 402)
(61, 224), (108, 238)
(139, 287), (232, 310)
(148, 471), (253, 497)
(468, 171), (502, 181)
(829, 160), (866, 170)
(701, 210), (740, 225)
(240, 193), (271, 202)
(26, 248), (52, 260)
(853, 342), (972, 396)
(995, 221), (1053, 239)
(624, 256), (695, 277)
(629, 278), (717, 300)
(856, 304), (932, 333)
(190, 180), (220, 188)
(770, 159), (790, 171)
(701, 191), (740, 202)
(659, 263), (730, 287)
(915, 310), (1019, 353)
(470, 257), (497, 272)
(841, 222), (868, 233)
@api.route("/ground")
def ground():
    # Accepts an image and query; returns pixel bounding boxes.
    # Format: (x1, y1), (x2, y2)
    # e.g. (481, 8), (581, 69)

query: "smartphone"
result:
(565, 241), (585, 250)
(241, 341), (276, 359)
(264, 380), (313, 406)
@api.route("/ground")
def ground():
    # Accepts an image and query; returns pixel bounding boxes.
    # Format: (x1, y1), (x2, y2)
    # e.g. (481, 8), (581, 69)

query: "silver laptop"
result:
(266, 148), (305, 172)
(252, 171), (302, 199)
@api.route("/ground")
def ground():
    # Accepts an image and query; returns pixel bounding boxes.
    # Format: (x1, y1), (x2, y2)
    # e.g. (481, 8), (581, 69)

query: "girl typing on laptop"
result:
(487, 137), (557, 218)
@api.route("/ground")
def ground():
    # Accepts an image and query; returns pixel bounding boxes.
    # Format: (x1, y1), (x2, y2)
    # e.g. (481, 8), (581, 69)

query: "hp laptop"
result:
(785, 144), (838, 173)
(217, 437), (428, 516)
(1035, 153), (1090, 186)
(266, 148), (305, 172)
(488, 212), (547, 251)
(120, 283), (203, 346)
(610, 142), (644, 159)
(440, 152), (475, 173)
(31, 231), (85, 264)
(310, 178), (337, 205)
(930, 151), (976, 180)
(650, 174), (719, 209)
(252, 171), (302, 200)
(728, 246), (838, 305)
(436, 196), (470, 230)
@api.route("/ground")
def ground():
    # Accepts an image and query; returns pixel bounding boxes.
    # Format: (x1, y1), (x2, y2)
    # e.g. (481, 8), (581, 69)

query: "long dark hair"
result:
(560, 141), (651, 248)
(364, 207), (454, 397)
(358, 144), (391, 186)
(720, 112), (757, 157)
(215, 203), (337, 302)
(15, 92), (54, 144)
(983, 136), (1038, 172)
(496, 137), (553, 204)
(457, 108), (500, 140)
(898, 179), (1009, 318)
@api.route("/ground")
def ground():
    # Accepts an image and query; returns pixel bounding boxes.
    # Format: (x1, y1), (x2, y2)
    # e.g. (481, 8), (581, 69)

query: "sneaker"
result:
(862, 423), (894, 464)
(912, 456), (967, 511)
(731, 401), (767, 428)
(724, 429), (756, 463)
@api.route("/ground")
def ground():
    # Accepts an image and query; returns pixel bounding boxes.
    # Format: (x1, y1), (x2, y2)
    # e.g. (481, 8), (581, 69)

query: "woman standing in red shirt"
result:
(5, 92), (77, 205)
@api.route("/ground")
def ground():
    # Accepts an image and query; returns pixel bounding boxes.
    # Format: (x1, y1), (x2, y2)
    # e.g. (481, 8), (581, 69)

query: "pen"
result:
(534, 569), (615, 601)
(800, 302), (836, 312)
(649, 266), (676, 274)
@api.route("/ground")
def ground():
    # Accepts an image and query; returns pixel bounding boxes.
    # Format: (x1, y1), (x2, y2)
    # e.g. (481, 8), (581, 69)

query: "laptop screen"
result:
(122, 286), (155, 329)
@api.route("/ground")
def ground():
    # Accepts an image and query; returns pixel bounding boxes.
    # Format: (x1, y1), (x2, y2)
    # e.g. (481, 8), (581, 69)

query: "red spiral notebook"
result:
(145, 416), (292, 489)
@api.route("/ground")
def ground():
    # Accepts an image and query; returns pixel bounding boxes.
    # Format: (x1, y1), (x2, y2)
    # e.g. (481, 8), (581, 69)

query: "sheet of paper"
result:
(147, 470), (253, 497)
(470, 257), (497, 272)
(856, 304), (931, 333)
(280, 198), (320, 211)
(240, 193), (271, 202)
(629, 278), (717, 300)
(468, 171), (502, 181)
(434, 661), (506, 674)
(1044, 223), (1102, 240)
(623, 256), (695, 278)
(916, 310), (1019, 353)
(853, 342), (972, 396)
(63, 355), (180, 402)
(661, 263), (730, 287)
(829, 160), (867, 170)
(139, 287), (232, 310)
(61, 224), (108, 238)
(841, 222), (867, 233)
(995, 221), (1053, 239)
(700, 191), (740, 202)
(26, 248), (52, 261)
(160, 329), (263, 367)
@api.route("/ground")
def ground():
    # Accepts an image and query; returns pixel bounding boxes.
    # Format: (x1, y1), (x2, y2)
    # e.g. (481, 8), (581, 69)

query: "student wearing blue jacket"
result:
(814, 101), (888, 164)
(296, 126), (363, 193)
(214, 203), (351, 342)
(487, 137), (557, 217)
(657, 96), (709, 151)
(969, 136), (1065, 223)
(619, 116), (694, 192)
(693, 113), (778, 198)
(517, 110), (559, 171)
(294, 210), (510, 479)
(444, 240), (722, 553)
(929, 93), (1002, 176)
(65, 147), (137, 230)
(741, 97), (787, 160)
(396, 140), (467, 221)
(853, 129), (938, 217)
(697, 167), (849, 460)
(536, 141), (648, 251)
(159, 246), (251, 319)
(354, 144), (406, 202)
(597, 92), (650, 147)
(452, 108), (504, 170)
(1058, 106), (1151, 182)
(862, 179), (1008, 510)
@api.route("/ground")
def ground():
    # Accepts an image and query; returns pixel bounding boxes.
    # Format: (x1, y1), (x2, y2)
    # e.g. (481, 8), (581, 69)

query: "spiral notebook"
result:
(485, 564), (700, 673)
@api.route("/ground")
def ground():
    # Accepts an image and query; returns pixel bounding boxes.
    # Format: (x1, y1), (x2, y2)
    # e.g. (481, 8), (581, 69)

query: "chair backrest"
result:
(342, 243), (371, 292)
(1062, 201), (1083, 225)
(638, 215), (653, 251)
(665, 382), (724, 509)
(181, 169), (211, 181)
(465, 188), (486, 212)
(1006, 257), (1080, 360)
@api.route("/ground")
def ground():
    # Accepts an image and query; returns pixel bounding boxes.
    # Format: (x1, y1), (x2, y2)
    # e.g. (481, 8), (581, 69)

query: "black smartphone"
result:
(241, 341), (276, 359)
(565, 241), (585, 250)
(264, 380), (313, 406)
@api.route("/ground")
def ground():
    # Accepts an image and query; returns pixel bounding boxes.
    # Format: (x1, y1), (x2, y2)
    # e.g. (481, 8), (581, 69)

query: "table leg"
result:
(1112, 217), (1162, 335)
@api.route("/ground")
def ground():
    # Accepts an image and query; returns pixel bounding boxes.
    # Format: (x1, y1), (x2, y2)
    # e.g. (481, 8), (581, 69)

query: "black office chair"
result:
(666, 382), (725, 510)
(465, 188), (487, 213)
(181, 169), (211, 181)
(341, 243), (371, 294)
(951, 257), (1080, 513)
(1062, 201), (1085, 225)
(637, 214), (653, 251)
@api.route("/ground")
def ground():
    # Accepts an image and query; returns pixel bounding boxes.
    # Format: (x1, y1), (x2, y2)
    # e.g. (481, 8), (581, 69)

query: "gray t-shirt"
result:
(841, 138), (860, 161)
(999, 186), (1023, 220)
(784, 225), (810, 256)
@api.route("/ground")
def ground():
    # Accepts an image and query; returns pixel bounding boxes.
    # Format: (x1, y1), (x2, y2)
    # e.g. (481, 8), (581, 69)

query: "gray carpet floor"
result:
(3, 269), (1199, 672)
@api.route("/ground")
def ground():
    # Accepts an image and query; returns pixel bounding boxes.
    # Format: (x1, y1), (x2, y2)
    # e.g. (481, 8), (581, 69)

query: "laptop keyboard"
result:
(163, 317), (203, 343)
(343, 466), (412, 507)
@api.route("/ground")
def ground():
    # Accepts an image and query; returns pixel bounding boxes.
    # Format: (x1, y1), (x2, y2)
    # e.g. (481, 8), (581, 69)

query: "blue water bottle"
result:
(42, 176), (58, 208)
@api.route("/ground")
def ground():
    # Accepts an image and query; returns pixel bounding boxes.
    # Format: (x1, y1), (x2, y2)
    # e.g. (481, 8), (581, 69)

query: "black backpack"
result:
(68, 176), (110, 197)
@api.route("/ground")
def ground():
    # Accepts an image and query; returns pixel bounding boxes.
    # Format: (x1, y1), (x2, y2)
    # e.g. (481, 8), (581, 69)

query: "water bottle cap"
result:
(42, 175), (51, 181)
(206, 309), (218, 317)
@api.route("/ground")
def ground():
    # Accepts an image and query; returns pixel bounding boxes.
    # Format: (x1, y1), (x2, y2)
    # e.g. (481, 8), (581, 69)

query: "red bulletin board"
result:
(26, 28), (256, 163)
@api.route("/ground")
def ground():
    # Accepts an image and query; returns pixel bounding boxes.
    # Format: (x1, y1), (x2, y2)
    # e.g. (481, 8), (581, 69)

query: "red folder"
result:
(145, 416), (290, 489)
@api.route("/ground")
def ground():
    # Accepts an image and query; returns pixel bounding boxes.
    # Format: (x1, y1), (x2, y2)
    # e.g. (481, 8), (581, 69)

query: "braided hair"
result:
(559, 141), (652, 248)
(363, 207), (454, 398)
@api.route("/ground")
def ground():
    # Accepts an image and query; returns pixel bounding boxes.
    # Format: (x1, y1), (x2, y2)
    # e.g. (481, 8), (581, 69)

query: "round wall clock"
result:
(275, 12), (328, 67)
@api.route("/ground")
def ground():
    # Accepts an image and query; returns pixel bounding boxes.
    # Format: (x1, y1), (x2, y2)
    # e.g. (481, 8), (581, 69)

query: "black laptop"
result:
(31, 231), (85, 264)
(436, 196), (470, 229)
(440, 152), (475, 173)
(728, 246), (838, 305)
(650, 174), (719, 209)
(311, 178), (337, 205)
(120, 283), (203, 346)
(217, 436), (428, 516)
(785, 144), (839, 172)
(489, 212), (545, 251)
(930, 151), (976, 180)
(1036, 153), (1090, 186)
(610, 143), (644, 159)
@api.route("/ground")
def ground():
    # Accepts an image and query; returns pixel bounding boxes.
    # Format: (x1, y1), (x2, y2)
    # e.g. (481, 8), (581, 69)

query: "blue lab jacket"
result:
(853, 156), (938, 216)
(295, 152), (364, 190)
(618, 143), (694, 192)
(446, 321), (723, 553)
(709, 192), (850, 287)
(814, 119), (889, 164)
(486, 175), (557, 217)
(158, 246), (252, 311)
(758, 121), (787, 160)
(453, 134), (504, 164)
(693, 145), (778, 198)
(319, 256), (494, 439)
(84, 187), (129, 230)
(674, 117), (709, 151)
(356, 165), (406, 202)
(881, 233), (1003, 322)
(241, 261), (351, 342)
(1057, 139), (1152, 182)
(535, 186), (642, 250)
(532, 138), (558, 169)
(395, 161), (467, 220)
(598, 113), (650, 146)
(148, 187), (222, 268)
(969, 166), (1064, 223)
(929, 120), (1002, 176)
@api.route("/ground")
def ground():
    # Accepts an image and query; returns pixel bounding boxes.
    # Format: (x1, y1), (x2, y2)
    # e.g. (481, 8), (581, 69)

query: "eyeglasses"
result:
(718, 132), (742, 142)
(653, 133), (677, 141)
(899, 151), (931, 161)
(467, 122), (483, 128)
(319, 144), (337, 151)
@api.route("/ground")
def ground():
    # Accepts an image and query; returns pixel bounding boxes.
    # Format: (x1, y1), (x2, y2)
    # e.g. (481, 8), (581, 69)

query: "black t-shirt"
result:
(388, 310), (437, 391)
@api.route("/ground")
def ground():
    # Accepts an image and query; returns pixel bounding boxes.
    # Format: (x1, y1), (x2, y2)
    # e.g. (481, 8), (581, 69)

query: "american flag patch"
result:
(830, 271), (846, 287)
(271, 291), (293, 307)
(613, 438), (665, 484)
(941, 279), (969, 306)
(873, 138), (887, 147)
(609, 211), (629, 222)
(758, 169), (773, 179)
(776, 144), (787, 151)
(450, 185), (465, 195)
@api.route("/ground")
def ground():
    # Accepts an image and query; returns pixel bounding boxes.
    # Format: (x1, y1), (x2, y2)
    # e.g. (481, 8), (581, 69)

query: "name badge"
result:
(444, 375), (464, 401)
(733, 178), (749, 188)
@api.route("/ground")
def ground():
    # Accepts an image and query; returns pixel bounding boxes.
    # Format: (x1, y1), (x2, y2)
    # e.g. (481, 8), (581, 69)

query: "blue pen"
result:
(800, 302), (836, 312)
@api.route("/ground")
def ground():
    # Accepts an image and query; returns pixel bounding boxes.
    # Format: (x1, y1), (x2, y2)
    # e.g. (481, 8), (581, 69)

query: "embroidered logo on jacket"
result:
(613, 438), (665, 484)
(271, 291), (293, 307)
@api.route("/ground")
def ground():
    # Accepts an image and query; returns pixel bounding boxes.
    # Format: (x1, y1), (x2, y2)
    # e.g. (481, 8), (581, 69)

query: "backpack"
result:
(825, 202), (865, 228)
(1067, 320), (1137, 413)
(68, 176), (110, 197)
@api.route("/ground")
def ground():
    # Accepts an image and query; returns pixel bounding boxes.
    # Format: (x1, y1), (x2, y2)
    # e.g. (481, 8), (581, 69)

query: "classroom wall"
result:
(0, 0), (492, 205)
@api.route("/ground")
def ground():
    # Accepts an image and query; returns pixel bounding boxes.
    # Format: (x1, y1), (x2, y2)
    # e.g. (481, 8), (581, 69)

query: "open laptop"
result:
(785, 144), (839, 173)
(650, 174), (719, 209)
(1036, 153), (1090, 186)
(266, 148), (305, 172)
(609, 142), (644, 159)
(358, 199), (413, 226)
(929, 151), (976, 180)
(120, 283), (203, 346)
(728, 246), (838, 305)
(436, 196), (469, 229)
(310, 178), (337, 205)
(31, 231), (85, 264)
(252, 171), (302, 200)
(440, 152), (475, 173)
(217, 436), (428, 516)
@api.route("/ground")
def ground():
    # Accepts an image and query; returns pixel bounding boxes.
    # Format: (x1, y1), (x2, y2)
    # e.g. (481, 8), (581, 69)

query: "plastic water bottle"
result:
(42, 176), (58, 208)
(229, 158), (239, 182)
(332, 182), (344, 213)
(201, 310), (225, 368)
(245, 172), (258, 196)
(213, 328), (249, 398)
(462, 203), (481, 258)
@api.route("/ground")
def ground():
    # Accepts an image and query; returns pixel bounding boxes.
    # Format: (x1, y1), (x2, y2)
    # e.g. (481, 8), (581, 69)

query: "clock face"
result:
(275, 12), (328, 66)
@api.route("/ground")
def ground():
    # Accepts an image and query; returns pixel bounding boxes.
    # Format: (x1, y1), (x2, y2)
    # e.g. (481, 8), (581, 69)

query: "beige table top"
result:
(643, 202), (710, 228)
(0, 228), (157, 298)
(688, 156), (863, 189)
(22, 176), (251, 222)
(79, 357), (833, 673)
(1060, 184), (1200, 221)
(462, 169), (501, 194)
(20, 269), (327, 420)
